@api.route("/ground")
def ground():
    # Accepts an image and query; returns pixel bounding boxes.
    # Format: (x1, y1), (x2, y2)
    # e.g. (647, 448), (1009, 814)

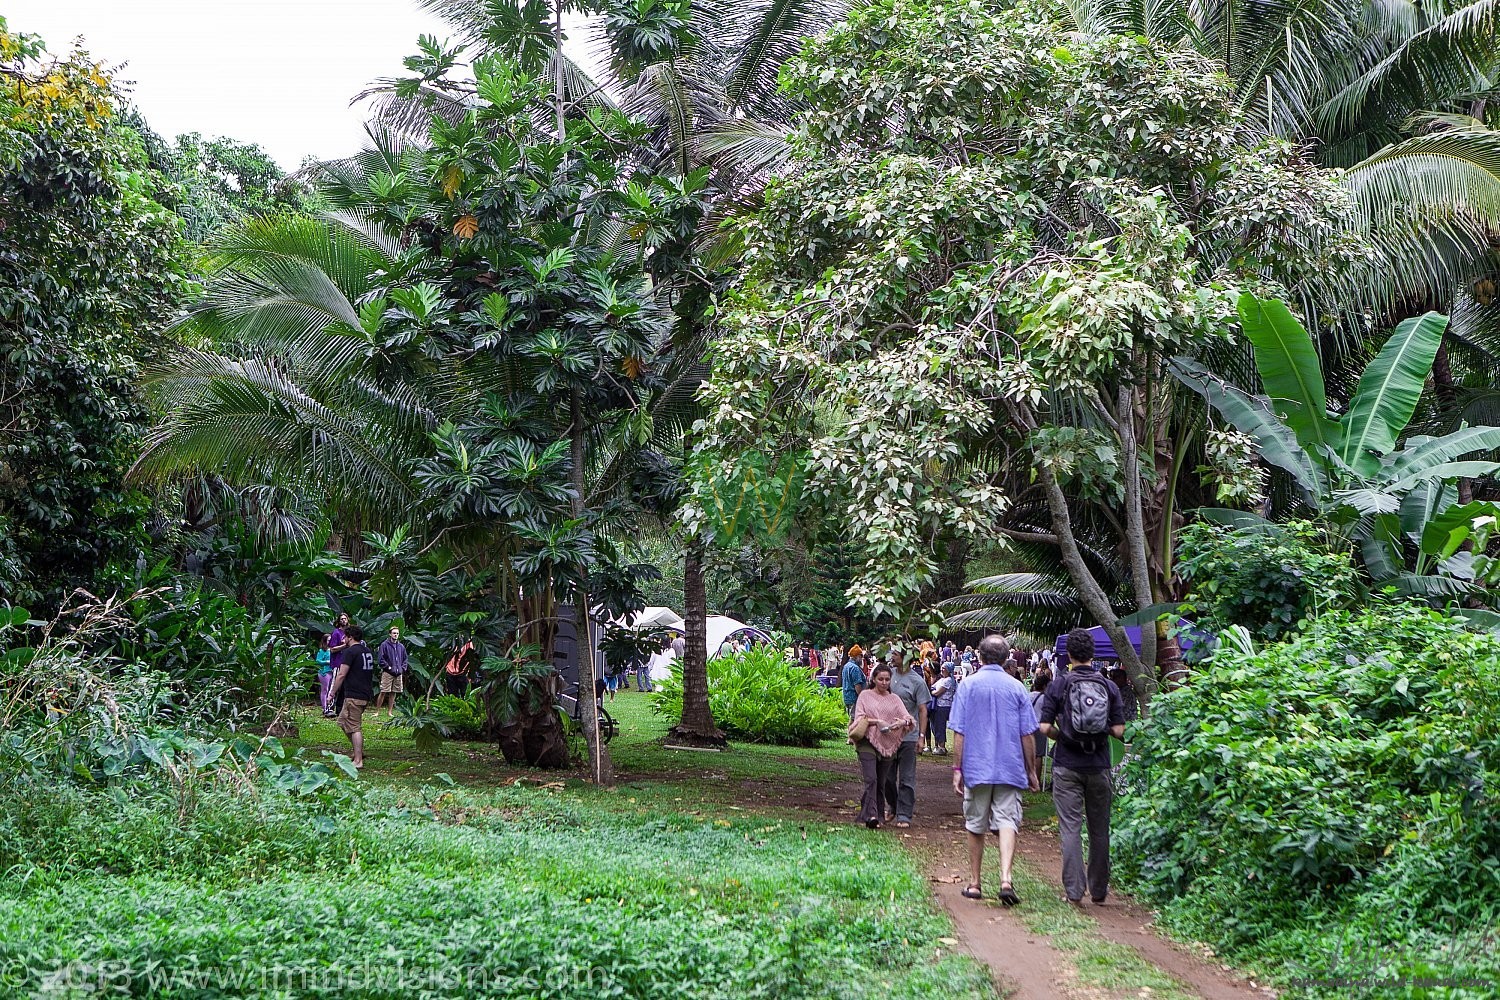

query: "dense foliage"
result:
(693, 0), (1351, 693)
(1116, 607), (1500, 995)
(0, 20), (191, 610)
(652, 647), (847, 746)
(1176, 520), (1358, 641)
(1178, 293), (1500, 604)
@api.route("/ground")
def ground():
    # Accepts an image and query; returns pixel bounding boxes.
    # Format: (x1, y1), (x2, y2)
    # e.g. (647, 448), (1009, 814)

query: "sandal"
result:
(961, 884), (984, 900)
(998, 882), (1020, 907)
(865, 818), (880, 829)
(894, 820), (911, 829)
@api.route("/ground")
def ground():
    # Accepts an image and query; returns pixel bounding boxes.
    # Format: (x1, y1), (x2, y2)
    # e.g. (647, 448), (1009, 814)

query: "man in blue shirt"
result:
(1038, 627), (1126, 906)
(950, 635), (1039, 906)
(841, 643), (866, 718)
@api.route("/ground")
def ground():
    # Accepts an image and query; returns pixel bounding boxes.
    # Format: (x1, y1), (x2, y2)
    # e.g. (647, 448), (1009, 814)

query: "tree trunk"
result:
(1116, 384), (1157, 697)
(571, 390), (613, 784)
(671, 535), (724, 745)
(1036, 462), (1152, 716)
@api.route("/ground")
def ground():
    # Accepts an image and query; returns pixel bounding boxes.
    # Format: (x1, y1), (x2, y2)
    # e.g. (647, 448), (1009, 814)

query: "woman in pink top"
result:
(848, 664), (916, 828)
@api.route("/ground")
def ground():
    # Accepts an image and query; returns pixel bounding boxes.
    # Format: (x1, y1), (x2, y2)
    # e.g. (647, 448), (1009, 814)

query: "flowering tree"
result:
(692, 0), (1353, 700)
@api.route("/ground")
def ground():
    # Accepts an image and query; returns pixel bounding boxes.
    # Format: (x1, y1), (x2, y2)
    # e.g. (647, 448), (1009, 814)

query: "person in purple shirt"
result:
(325, 613), (351, 718)
(950, 634), (1039, 906)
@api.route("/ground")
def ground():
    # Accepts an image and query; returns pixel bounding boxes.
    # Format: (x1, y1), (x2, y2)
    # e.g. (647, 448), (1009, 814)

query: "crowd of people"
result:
(841, 629), (1133, 909)
(308, 615), (1134, 908)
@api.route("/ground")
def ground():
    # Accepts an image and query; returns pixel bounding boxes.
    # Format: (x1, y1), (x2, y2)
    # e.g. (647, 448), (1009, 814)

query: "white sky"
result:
(5, 1), (590, 169)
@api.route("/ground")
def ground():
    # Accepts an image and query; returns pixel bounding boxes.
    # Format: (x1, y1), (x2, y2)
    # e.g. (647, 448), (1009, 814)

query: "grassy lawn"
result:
(0, 693), (999, 998)
(286, 688), (856, 797)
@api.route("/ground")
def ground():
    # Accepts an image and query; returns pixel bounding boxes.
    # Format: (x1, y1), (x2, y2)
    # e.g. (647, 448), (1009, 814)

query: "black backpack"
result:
(1060, 671), (1112, 753)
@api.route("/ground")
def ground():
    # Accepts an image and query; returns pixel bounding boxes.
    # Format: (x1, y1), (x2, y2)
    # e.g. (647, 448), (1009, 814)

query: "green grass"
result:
(607, 691), (855, 782)
(0, 779), (996, 999)
(285, 691), (855, 798)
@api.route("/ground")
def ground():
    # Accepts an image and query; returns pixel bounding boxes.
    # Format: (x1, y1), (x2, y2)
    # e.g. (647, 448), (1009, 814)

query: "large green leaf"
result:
(1418, 500), (1500, 558)
(1398, 479), (1452, 543)
(1170, 356), (1325, 503)
(1237, 293), (1339, 460)
(1452, 608), (1500, 632)
(1337, 313), (1448, 474)
(1193, 508), (1279, 533)
(1359, 512), (1402, 581)
(1384, 460), (1500, 494)
(1380, 426), (1500, 484)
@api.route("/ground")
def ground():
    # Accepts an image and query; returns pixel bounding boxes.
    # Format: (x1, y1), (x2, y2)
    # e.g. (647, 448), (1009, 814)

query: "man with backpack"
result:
(1037, 627), (1126, 906)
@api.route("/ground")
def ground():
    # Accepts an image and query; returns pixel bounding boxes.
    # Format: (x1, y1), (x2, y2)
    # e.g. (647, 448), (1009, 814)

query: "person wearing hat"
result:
(841, 643), (866, 719)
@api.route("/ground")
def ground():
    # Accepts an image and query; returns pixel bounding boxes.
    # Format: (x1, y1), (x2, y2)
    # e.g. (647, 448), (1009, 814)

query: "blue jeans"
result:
(636, 667), (653, 692)
(930, 705), (951, 749)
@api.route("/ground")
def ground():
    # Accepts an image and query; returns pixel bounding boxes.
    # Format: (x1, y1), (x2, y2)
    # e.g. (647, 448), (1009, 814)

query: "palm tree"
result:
(391, 0), (849, 745)
(135, 64), (701, 777)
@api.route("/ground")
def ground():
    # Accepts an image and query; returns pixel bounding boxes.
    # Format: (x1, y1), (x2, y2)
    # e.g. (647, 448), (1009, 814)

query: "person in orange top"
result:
(847, 664), (916, 829)
(443, 638), (474, 697)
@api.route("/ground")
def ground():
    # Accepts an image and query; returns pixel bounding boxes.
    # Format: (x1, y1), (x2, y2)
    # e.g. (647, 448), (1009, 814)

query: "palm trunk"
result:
(571, 390), (613, 784)
(671, 536), (722, 744)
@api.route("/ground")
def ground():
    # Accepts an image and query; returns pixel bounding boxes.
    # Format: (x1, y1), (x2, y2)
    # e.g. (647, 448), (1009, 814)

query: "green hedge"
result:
(651, 646), (847, 746)
(1116, 606), (1500, 997)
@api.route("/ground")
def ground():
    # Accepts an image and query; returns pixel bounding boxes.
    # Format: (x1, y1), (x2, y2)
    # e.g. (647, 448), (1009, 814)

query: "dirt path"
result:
(744, 750), (1272, 1000)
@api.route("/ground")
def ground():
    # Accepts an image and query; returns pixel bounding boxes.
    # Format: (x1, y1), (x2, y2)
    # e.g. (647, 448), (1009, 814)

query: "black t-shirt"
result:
(341, 642), (376, 701)
(1038, 664), (1125, 772)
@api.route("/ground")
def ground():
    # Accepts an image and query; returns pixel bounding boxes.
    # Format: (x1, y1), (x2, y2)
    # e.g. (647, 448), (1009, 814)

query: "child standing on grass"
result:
(316, 634), (333, 713)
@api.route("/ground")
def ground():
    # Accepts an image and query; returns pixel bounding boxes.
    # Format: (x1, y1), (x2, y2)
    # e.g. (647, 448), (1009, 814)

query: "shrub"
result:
(1115, 606), (1500, 995)
(1177, 519), (1358, 641)
(651, 646), (847, 746)
(430, 692), (486, 739)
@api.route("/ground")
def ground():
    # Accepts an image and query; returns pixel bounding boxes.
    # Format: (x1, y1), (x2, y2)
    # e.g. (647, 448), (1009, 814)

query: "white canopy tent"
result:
(622, 609), (773, 680)
(627, 606), (685, 630)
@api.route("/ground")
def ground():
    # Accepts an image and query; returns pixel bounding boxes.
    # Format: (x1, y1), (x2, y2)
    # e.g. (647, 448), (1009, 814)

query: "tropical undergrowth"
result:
(0, 778), (993, 999)
(0, 600), (989, 998)
(652, 646), (848, 746)
(1116, 606), (1500, 998)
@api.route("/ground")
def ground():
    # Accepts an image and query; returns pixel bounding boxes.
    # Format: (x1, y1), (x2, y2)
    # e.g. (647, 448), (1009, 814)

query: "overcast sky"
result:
(5, 1), (579, 169)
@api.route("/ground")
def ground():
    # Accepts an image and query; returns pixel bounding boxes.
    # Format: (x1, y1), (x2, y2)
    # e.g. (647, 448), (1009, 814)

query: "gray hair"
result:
(977, 634), (1011, 666)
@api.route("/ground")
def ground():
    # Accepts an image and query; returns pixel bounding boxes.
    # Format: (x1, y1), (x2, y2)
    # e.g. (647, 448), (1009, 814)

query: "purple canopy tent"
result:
(1054, 622), (1197, 660)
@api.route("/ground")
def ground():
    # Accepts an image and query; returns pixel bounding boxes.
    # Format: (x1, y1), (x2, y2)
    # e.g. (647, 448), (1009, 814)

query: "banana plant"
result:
(1172, 292), (1500, 598)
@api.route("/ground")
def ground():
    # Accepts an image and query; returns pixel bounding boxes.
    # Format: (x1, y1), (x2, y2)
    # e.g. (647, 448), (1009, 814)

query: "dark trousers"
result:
(883, 741), (918, 821)
(856, 747), (898, 823)
(445, 673), (468, 697)
(1052, 764), (1114, 902)
(930, 705), (951, 748)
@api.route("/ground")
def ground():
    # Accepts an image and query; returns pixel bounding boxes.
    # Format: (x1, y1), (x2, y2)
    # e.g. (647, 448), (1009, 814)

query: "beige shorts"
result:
(337, 698), (368, 735)
(963, 783), (1023, 835)
(380, 671), (405, 694)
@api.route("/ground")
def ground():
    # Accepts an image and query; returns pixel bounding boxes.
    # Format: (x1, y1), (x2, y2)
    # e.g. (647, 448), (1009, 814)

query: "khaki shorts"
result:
(337, 698), (368, 735)
(963, 783), (1023, 835)
(380, 671), (405, 694)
